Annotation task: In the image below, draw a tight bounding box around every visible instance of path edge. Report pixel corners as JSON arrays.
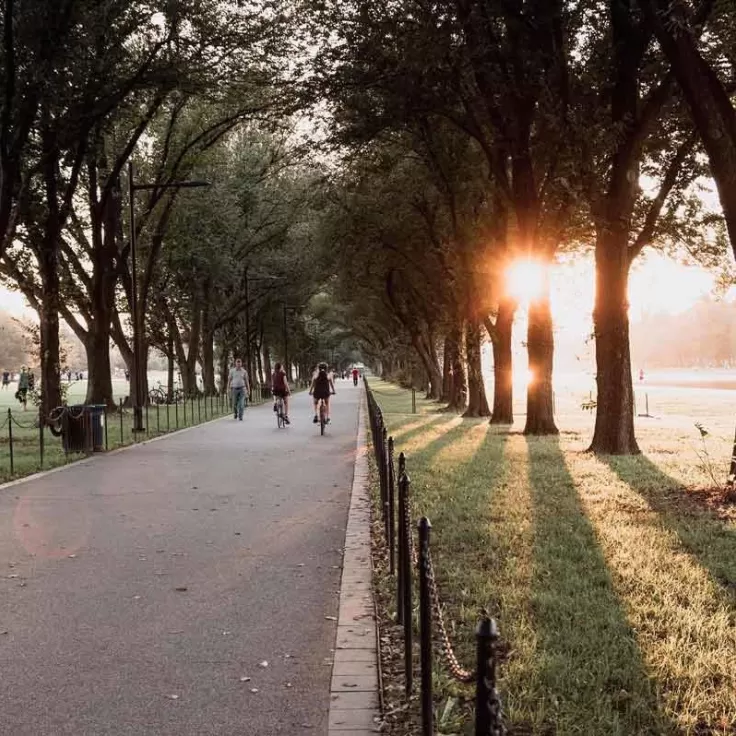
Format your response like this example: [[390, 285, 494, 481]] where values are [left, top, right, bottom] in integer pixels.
[[328, 390, 382, 735]]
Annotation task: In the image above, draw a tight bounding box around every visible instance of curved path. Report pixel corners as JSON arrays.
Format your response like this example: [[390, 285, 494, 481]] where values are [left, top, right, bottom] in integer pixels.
[[0, 382, 362, 735]]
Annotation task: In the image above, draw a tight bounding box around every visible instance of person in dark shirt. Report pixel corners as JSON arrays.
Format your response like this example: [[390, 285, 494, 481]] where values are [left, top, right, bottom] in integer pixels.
[[309, 362, 335, 424]]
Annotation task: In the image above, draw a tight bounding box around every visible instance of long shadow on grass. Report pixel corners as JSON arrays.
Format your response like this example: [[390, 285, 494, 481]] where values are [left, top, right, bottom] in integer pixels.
[[527, 437, 672, 735], [603, 454, 736, 597]]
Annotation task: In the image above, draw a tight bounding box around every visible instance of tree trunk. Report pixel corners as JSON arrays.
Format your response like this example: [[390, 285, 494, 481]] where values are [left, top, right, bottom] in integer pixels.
[[446, 320, 466, 412], [464, 319, 490, 417], [263, 333, 272, 387], [202, 329, 215, 395], [589, 231, 640, 454], [489, 300, 515, 424], [39, 250, 62, 416], [442, 336, 452, 401], [84, 324, 114, 409], [218, 340, 230, 394], [167, 334, 175, 403], [524, 287, 558, 435]]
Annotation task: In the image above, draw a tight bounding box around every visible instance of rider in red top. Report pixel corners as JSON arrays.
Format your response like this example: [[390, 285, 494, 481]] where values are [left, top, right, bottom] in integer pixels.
[[271, 362, 291, 424], [352, 367, 359, 386]]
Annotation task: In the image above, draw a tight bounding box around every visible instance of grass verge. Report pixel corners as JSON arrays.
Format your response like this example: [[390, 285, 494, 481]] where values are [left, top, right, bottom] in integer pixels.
[[0, 394, 244, 485], [367, 379, 736, 736]]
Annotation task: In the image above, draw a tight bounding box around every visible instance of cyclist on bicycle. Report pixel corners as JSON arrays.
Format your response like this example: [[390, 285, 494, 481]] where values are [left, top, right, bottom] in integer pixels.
[[310, 362, 335, 424], [271, 362, 291, 425]]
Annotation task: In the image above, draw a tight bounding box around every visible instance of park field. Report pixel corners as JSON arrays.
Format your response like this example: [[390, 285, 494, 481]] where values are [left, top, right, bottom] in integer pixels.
[[0, 375, 235, 484], [368, 375, 736, 736]]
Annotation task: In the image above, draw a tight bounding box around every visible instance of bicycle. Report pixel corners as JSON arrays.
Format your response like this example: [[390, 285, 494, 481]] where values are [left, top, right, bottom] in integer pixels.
[[275, 395, 286, 429], [317, 397, 327, 435]]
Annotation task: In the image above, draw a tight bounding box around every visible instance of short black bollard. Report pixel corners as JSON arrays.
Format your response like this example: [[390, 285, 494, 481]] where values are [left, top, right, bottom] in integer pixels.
[[387, 437, 396, 575], [8, 408, 14, 476], [475, 617, 505, 736], [418, 517, 432, 735], [412, 387, 416, 414], [39, 406, 45, 468]]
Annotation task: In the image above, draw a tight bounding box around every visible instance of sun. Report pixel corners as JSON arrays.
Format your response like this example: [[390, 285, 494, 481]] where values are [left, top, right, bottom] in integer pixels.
[[505, 259, 546, 303]]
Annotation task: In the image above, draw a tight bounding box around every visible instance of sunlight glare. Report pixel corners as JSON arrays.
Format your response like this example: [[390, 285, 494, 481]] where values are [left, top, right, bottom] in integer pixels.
[[506, 259, 546, 303]]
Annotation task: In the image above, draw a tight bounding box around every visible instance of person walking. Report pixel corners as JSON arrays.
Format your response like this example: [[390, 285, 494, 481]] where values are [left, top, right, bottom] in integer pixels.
[[1, 370, 10, 390], [15, 366, 29, 410], [227, 358, 249, 421]]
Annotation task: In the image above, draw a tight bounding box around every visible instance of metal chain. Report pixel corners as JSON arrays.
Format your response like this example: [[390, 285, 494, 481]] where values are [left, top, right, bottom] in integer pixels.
[[406, 491, 475, 683], [427, 548, 475, 683]]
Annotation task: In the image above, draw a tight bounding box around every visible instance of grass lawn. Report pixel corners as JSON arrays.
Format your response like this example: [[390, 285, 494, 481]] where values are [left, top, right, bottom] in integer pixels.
[[368, 379, 736, 736], [0, 379, 257, 484]]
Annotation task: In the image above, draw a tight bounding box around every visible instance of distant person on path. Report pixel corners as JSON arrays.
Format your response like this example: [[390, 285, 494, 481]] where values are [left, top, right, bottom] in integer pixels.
[[352, 367, 359, 386], [1, 370, 9, 389], [310, 362, 335, 424], [271, 362, 291, 425], [15, 366, 29, 410], [228, 358, 249, 421], [639, 368, 645, 382]]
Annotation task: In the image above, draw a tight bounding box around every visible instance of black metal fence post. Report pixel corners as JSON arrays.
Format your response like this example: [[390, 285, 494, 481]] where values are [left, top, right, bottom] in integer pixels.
[[475, 617, 505, 736], [387, 436, 396, 575], [183, 394, 187, 426], [381, 426, 389, 540], [400, 469, 413, 696], [145, 403, 149, 437], [104, 405, 108, 451], [8, 409, 14, 476], [412, 388, 417, 414], [119, 399, 124, 443], [197, 394, 202, 423], [156, 402, 160, 434], [39, 406, 45, 468], [418, 517, 433, 736]]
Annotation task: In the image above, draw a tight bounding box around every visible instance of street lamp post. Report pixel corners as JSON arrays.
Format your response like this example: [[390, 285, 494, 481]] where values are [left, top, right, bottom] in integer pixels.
[[128, 161, 209, 432]]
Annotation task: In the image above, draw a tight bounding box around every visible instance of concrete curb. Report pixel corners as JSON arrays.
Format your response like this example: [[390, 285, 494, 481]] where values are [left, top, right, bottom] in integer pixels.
[[328, 391, 381, 735]]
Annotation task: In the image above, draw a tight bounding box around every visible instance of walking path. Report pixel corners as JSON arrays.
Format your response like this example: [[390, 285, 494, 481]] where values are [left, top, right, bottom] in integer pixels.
[[0, 382, 378, 735]]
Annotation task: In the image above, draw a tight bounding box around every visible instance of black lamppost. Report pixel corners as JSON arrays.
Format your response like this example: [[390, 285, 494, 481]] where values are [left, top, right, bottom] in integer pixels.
[[128, 161, 209, 432]]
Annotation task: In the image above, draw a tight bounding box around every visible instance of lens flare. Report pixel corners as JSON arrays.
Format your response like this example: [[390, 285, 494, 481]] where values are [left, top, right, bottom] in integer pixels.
[[505, 259, 546, 303]]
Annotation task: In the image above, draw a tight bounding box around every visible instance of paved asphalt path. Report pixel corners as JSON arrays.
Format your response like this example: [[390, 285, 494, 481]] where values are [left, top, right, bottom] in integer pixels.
[[0, 381, 361, 736]]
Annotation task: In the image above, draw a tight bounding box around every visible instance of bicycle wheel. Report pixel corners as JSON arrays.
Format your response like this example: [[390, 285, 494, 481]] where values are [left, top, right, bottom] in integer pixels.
[[277, 400, 284, 428], [319, 402, 325, 435]]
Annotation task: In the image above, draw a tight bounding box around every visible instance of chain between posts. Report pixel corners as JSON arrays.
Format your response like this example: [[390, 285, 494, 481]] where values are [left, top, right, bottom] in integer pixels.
[[365, 378, 506, 735]]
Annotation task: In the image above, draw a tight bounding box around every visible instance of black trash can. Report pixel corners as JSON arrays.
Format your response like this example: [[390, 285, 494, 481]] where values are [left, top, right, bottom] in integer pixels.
[[87, 404, 105, 452], [61, 405, 89, 454]]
